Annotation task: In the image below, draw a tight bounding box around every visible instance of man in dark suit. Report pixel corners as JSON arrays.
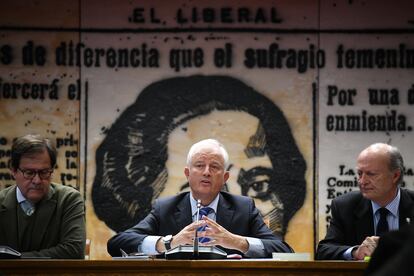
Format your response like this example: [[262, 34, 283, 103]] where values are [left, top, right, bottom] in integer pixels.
[[0, 134, 85, 259], [107, 139, 293, 258], [316, 143, 414, 260]]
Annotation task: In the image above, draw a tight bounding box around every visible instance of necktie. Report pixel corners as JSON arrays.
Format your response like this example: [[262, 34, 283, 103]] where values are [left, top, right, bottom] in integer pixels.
[[198, 207, 213, 243], [376, 208, 389, 236], [20, 200, 35, 216]]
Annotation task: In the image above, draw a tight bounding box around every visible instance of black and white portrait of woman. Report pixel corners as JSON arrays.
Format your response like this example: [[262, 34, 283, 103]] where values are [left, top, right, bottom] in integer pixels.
[[92, 75, 307, 237]]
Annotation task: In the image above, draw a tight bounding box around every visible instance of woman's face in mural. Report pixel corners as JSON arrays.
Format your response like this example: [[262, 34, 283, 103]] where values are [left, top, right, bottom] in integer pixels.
[[162, 110, 277, 217]]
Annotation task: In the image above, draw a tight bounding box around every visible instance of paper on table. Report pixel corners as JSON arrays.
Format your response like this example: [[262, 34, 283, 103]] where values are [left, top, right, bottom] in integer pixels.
[[272, 253, 311, 261]]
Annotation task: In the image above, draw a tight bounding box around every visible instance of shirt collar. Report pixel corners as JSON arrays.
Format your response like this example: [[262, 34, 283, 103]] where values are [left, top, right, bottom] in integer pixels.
[[16, 186, 27, 204], [371, 188, 400, 217], [190, 192, 220, 217]]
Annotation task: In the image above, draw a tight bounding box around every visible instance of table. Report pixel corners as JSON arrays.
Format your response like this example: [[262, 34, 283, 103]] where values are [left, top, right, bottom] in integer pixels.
[[0, 259, 367, 276]]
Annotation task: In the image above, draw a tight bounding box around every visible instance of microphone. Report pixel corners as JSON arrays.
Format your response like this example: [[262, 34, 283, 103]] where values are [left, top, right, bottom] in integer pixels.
[[193, 199, 201, 258]]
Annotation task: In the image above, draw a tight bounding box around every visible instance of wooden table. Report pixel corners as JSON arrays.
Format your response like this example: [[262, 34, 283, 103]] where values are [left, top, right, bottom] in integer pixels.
[[0, 259, 367, 276]]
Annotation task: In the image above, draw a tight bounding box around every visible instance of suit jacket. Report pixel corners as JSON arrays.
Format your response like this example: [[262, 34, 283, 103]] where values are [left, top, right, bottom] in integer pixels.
[[0, 183, 86, 259], [316, 189, 414, 260], [107, 191, 293, 257]]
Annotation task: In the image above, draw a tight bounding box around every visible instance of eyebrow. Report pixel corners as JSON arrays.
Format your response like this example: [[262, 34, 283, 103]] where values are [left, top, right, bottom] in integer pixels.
[[244, 123, 266, 159], [20, 167, 52, 171]]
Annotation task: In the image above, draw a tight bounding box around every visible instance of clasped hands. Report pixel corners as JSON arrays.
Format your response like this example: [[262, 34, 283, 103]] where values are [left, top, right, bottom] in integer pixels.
[[352, 236, 380, 260], [157, 216, 248, 253]]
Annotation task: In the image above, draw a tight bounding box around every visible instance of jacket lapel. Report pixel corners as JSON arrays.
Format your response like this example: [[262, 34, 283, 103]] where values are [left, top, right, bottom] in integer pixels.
[[354, 197, 374, 242], [0, 186, 19, 248], [398, 189, 414, 227], [174, 193, 192, 232], [31, 185, 57, 249], [216, 193, 234, 231]]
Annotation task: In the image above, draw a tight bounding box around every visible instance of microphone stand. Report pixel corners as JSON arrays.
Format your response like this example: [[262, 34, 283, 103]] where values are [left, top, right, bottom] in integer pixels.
[[193, 199, 201, 259]]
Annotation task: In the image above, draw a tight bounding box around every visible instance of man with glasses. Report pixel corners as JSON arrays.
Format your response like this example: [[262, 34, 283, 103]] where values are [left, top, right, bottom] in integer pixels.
[[0, 134, 85, 258]]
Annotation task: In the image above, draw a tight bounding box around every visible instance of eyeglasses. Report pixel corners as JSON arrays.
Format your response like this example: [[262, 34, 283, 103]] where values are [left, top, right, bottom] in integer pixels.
[[17, 168, 54, 180]]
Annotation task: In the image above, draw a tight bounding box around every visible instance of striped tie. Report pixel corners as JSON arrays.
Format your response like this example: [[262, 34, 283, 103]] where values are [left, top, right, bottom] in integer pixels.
[[198, 207, 213, 243], [20, 200, 35, 216]]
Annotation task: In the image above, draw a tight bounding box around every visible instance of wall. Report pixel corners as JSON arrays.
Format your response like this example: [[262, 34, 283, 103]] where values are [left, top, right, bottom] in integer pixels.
[[1, 0, 413, 259]]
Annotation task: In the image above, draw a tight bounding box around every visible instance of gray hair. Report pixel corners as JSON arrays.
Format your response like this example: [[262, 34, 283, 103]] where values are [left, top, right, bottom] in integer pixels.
[[186, 139, 229, 169], [388, 145, 404, 185]]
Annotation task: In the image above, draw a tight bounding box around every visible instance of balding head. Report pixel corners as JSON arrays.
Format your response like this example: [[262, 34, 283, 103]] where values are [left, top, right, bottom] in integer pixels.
[[359, 143, 404, 185], [357, 143, 403, 206]]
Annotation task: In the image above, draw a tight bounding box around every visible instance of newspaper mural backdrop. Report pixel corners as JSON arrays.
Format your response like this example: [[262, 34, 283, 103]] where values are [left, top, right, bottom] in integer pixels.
[[0, 2, 81, 191], [317, 2, 414, 236], [0, 0, 413, 260]]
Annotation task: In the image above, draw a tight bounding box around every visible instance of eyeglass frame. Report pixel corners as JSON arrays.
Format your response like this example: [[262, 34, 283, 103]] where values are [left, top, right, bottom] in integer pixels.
[[17, 168, 54, 180]]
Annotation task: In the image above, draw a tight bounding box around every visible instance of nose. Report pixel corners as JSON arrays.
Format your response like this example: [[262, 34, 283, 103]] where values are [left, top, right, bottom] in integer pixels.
[[31, 173, 42, 184], [202, 165, 211, 176]]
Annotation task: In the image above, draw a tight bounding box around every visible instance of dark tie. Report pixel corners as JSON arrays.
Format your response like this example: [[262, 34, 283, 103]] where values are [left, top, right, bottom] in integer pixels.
[[376, 208, 389, 236], [198, 207, 213, 243]]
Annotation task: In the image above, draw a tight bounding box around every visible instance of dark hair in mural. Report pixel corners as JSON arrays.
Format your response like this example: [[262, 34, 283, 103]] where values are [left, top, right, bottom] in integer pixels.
[[92, 75, 306, 235]]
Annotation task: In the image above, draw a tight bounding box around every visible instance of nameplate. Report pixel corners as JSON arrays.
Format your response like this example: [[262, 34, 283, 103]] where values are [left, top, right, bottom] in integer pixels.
[[272, 253, 311, 261]]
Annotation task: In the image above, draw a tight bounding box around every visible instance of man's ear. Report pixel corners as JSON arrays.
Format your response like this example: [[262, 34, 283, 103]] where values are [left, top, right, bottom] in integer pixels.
[[224, 171, 230, 183], [10, 168, 17, 180], [184, 167, 190, 179], [393, 169, 401, 185]]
